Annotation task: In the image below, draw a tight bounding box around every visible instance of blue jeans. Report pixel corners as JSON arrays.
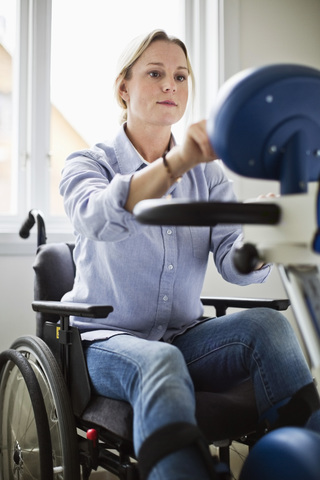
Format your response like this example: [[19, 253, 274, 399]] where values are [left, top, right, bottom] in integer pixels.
[[84, 308, 319, 479]]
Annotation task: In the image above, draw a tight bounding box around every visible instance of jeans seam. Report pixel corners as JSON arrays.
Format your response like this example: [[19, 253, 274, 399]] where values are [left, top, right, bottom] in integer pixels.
[[184, 341, 246, 367]]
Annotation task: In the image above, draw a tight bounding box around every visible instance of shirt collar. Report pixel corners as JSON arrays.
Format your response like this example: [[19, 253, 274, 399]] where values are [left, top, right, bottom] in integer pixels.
[[113, 123, 143, 175], [113, 123, 176, 175]]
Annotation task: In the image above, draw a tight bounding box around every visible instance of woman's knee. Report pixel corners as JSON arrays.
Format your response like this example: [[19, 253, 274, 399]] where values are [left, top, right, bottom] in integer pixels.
[[248, 308, 294, 339], [240, 308, 304, 361], [132, 342, 195, 414]]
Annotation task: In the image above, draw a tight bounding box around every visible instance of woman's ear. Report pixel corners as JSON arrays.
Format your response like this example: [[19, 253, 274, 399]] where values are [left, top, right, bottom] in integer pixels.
[[119, 81, 129, 102]]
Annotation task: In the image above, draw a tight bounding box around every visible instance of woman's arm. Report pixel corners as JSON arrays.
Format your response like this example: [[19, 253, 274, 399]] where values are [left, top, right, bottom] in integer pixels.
[[125, 120, 217, 212]]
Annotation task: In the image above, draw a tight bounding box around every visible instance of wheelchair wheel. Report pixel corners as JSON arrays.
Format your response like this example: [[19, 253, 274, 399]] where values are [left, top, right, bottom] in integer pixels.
[[0, 349, 53, 479], [2, 335, 81, 480]]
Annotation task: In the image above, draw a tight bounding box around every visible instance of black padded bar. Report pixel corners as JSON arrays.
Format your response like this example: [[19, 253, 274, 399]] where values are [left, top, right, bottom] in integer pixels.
[[32, 300, 113, 318], [134, 200, 281, 226], [201, 297, 290, 311]]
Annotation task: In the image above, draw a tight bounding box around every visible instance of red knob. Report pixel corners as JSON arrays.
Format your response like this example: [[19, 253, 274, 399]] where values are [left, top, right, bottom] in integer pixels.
[[87, 428, 98, 447]]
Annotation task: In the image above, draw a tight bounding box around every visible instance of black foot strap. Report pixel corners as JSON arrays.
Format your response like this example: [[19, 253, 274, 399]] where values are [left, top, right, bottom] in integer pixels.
[[259, 381, 320, 435], [138, 422, 229, 480], [275, 381, 320, 429]]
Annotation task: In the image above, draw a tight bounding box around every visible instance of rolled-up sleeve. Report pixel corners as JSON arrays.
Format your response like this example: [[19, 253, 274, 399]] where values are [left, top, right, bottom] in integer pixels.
[[60, 155, 142, 242]]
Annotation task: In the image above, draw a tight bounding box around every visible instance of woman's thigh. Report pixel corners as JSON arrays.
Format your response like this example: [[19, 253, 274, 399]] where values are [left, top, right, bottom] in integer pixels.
[[84, 334, 192, 401], [173, 308, 313, 414], [84, 334, 197, 451]]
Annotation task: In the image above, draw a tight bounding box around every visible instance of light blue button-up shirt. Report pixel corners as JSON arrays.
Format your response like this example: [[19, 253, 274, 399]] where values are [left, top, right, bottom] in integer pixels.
[[60, 124, 270, 342]]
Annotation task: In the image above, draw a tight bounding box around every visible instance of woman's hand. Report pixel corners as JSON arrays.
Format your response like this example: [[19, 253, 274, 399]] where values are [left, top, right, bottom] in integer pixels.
[[183, 120, 218, 164], [166, 120, 218, 173]]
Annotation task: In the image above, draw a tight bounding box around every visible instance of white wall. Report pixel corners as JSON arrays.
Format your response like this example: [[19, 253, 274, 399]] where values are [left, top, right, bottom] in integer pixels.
[[1, 0, 320, 355], [220, 0, 320, 200], [0, 255, 35, 351], [203, 0, 320, 367]]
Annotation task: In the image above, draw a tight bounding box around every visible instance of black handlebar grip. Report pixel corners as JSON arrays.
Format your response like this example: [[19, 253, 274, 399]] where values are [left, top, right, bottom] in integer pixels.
[[19, 211, 36, 239], [233, 243, 261, 274]]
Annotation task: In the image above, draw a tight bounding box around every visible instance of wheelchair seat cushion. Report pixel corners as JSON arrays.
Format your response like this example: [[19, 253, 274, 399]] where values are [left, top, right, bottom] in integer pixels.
[[81, 395, 133, 441], [80, 379, 257, 444]]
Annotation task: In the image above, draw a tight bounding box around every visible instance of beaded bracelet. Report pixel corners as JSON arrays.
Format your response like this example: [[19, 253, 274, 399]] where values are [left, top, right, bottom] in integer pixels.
[[162, 153, 182, 183]]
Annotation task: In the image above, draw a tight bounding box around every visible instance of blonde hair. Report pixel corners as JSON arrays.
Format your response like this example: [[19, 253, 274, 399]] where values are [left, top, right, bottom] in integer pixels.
[[114, 29, 195, 124]]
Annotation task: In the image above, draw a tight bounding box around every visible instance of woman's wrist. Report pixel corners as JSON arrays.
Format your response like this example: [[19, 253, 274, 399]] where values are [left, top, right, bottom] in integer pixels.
[[164, 146, 195, 179], [162, 153, 183, 183]]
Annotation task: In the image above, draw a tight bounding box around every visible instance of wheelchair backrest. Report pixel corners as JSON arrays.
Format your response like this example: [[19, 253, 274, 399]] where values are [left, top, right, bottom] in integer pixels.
[[33, 242, 75, 338], [33, 242, 93, 415]]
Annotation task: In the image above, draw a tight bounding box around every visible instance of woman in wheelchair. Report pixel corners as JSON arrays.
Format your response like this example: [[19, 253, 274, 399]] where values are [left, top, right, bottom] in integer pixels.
[[59, 30, 320, 479]]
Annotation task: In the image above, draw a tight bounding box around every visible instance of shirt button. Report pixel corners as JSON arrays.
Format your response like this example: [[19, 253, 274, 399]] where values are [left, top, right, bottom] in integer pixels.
[[157, 325, 163, 331], [163, 295, 168, 302], [167, 229, 173, 235], [168, 264, 174, 271]]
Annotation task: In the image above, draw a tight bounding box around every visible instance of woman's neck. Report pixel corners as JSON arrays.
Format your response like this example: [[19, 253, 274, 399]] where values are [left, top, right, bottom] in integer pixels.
[[124, 122, 172, 163]]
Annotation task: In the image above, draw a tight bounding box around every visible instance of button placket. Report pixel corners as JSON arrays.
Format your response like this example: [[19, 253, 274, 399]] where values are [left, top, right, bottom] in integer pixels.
[[151, 226, 177, 337], [162, 227, 176, 307]]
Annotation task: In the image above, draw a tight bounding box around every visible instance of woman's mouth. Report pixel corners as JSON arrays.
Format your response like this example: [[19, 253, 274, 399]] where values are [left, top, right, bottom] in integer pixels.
[[157, 101, 177, 107]]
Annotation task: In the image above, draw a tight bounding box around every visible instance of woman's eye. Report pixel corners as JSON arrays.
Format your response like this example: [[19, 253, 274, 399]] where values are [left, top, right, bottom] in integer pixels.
[[176, 75, 186, 82], [149, 71, 160, 78]]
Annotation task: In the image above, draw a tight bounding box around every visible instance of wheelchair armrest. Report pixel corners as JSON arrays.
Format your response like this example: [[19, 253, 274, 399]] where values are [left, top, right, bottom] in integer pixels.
[[201, 297, 290, 317], [32, 300, 113, 318]]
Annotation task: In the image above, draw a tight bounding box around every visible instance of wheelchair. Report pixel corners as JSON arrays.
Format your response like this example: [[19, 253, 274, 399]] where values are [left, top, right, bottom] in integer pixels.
[[0, 207, 290, 480], [6, 62, 320, 480]]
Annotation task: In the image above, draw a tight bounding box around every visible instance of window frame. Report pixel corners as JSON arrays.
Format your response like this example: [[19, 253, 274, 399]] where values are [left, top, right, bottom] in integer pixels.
[[0, 0, 60, 255], [0, 0, 222, 255]]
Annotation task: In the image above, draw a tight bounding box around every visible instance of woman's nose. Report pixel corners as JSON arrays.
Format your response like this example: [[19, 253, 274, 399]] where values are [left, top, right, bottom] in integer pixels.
[[162, 79, 176, 92]]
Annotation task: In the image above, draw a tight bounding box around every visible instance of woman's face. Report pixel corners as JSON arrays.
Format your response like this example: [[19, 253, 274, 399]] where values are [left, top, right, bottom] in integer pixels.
[[120, 40, 189, 129]]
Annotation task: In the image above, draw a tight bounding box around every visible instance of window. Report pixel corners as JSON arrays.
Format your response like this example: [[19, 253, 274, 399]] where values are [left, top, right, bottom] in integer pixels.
[[0, 0, 52, 254], [50, 0, 185, 216], [0, 0, 220, 254], [0, 0, 17, 215]]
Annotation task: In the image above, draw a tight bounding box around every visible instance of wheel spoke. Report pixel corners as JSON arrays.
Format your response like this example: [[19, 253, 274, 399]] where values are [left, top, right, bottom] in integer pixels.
[[1, 338, 80, 479], [0, 363, 41, 479]]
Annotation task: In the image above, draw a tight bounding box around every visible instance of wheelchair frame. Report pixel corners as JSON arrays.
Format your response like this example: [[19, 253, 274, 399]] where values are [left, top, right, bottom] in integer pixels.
[[0, 210, 290, 479]]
